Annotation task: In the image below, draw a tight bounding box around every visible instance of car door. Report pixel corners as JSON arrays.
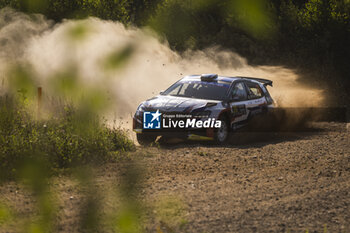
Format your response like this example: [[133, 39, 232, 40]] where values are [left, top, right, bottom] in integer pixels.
[[229, 82, 250, 128], [244, 81, 267, 118]]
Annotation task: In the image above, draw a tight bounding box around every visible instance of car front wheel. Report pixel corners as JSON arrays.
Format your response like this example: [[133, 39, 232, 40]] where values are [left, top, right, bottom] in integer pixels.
[[214, 118, 229, 144]]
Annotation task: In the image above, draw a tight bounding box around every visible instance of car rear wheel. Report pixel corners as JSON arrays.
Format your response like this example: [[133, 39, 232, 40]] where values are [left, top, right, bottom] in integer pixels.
[[136, 134, 157, 146], [214, 118, 229, 144]]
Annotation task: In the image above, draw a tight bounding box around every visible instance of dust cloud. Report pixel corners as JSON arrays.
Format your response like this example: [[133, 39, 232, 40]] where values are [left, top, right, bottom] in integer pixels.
[[0, 7, 324, 120]]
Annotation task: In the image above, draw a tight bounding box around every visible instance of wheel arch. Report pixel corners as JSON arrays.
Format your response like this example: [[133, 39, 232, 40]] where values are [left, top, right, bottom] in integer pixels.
[[217, 110, 231, 131]]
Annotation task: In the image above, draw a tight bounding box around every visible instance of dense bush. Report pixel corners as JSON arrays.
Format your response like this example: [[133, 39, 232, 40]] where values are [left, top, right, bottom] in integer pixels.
[[0, 0, 159, 24], [0, 95, 135, 179]]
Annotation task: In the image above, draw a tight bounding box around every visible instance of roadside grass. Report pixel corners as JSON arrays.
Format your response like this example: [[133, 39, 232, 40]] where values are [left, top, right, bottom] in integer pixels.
[[0, 94, 135, 180]]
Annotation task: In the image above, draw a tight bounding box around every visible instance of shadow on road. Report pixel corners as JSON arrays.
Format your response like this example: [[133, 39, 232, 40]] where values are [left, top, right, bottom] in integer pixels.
[[156, 121, 347, 149]]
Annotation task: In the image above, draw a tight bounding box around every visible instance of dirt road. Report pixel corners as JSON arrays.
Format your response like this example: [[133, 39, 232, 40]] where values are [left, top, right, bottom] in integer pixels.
[[1, 122, 349, 233], [139, 122, 350, 232]]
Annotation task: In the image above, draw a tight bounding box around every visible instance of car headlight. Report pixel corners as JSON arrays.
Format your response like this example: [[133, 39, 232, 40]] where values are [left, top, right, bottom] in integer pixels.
[[135, 104, 145, 117]]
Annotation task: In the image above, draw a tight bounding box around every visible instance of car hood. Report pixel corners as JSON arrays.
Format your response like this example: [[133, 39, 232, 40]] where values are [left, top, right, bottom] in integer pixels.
[[142, 95, 220, 113]]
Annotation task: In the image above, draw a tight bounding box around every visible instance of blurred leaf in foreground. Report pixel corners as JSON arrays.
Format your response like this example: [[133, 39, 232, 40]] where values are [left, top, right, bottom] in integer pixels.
[[148, 0, 276, 49], [227, 0, 275, 37], [67, 22, 90, 41], [103, 45, 135, 71], [0, 202, 13, 225], [8, 65, 37, 101], [114, 163, 144, 233], [18, 156, 56, 233], [154, 196, 188, 231], [75, 167, 102, 233], [18, 0, 48, 13], [148, 0, 196, 50], [49, 67, 79, 98]]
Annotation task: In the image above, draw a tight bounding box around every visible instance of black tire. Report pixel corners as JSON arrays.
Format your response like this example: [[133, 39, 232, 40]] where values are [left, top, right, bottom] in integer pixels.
[[214, 117, 229, 144], [136, 134, 157, 146]]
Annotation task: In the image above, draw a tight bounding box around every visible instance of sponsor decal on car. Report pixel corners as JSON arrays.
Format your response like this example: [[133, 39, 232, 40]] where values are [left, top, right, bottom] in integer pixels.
[[143, 110, 162, 129], [143, 110, 221, 129]]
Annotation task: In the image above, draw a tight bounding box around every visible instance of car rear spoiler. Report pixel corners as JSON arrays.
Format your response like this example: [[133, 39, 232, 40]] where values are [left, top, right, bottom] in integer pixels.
[[240, 77, 273, 87]]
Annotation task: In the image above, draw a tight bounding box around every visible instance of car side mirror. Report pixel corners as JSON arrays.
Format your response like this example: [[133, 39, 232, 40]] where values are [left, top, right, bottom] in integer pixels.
[[159, 90, 164, 95]]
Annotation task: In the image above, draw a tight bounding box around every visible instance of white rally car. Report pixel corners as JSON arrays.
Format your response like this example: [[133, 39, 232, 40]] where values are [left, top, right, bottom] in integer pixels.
[[133, 74, 275, 145]]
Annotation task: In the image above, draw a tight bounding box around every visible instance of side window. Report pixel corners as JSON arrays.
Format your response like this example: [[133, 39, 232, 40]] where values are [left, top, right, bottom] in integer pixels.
[[245, 82, 264, 99], [231, 82, 247, 101]]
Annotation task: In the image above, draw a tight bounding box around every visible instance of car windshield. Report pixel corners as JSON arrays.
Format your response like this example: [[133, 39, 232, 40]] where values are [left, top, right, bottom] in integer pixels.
[[162, 80, 230, 100]]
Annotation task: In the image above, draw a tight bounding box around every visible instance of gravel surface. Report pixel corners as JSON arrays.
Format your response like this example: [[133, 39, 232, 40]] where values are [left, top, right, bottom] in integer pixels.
[[1, 122, 349, 233]]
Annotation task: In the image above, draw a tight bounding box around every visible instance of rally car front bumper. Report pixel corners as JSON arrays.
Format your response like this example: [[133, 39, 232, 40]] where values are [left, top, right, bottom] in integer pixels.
[[132, 117, 215, 141]]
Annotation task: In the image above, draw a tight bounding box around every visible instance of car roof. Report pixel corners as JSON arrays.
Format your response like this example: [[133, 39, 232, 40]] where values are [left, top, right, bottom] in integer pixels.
[[181, 75, 260, 84]]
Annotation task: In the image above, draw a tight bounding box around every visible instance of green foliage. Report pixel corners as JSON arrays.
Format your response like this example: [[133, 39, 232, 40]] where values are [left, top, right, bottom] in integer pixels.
[[18, 158, 56, 233], [0, 202, 12, 225], [148, 0, 198, 50], [104, 45, 135, 71], [148, 0, 277, 50], [278, 0, 349, 86], [0, 95, 135, 180], [113, 163, 144, 233], [0, 0, 158, 24], [228, 0, 276, 37]]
